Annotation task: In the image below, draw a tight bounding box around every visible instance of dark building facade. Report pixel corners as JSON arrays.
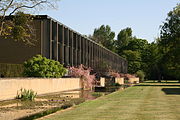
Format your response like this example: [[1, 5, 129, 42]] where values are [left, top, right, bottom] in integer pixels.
[[0, 15, 127, 73]]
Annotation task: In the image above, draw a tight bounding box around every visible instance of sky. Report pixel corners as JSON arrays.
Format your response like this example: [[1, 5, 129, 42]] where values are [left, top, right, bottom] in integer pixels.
[[39, 0, 179, 43]]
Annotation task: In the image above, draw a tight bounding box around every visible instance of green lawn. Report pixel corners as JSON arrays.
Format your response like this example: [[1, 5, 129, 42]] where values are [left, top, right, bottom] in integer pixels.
[[42, 81, 180, 120]]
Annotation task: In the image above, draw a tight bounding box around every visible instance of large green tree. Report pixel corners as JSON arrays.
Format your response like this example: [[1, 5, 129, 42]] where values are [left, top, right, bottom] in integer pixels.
[[92, 25, 116, 51], [159, 4, 180, 80], [122, 50, 141, 74], [116, 28, 149, 75], [116, 27, 132, 54]]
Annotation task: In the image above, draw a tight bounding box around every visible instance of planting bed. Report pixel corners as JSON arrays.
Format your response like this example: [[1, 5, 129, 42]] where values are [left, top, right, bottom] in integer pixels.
[[0, 86, 126, 120]]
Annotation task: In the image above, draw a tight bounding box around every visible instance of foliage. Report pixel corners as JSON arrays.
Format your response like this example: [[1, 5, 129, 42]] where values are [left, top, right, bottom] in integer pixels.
[[16, 88, 37, 101], [136, 70, 145, 82], [116, 27, 149, 75], [23, 55, 67, 78], [116, 27, 132, 53], [68, 64, 95, 90], [124, 74, 136, 79], [61, 102, 74, 109], [92, 25, 116, 51], [0, 0, 60, 45], [109, 71, 121, 78], [112, 83, 121, 86], [91, 92, 104, 98], [159, 4, 180, 80], [144, 42, 163, 80], [12, 12, 34, 43], [122, 50, 141, 74]]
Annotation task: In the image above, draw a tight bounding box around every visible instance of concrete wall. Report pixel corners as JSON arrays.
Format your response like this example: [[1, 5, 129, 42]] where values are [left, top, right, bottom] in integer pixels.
[[128, 78, 139, 84], [0, 78, 81, 101], [115, 78, 124, 85], [100, 78, 105, 87]]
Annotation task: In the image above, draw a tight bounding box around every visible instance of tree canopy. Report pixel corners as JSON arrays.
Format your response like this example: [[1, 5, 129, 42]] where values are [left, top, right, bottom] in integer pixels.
[[116, 27, 132, 53], [91, 25, 116, 51], [159, 4, 180, 80]]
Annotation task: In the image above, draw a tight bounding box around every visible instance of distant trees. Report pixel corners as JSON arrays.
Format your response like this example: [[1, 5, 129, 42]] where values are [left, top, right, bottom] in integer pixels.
[[116, 27, 133, 54], [91, 25, 116, 52], [122, 50, 141, 74], [91, 25, 149, 76], [90, 4, 179, 80], [158, 4, 180, 80]]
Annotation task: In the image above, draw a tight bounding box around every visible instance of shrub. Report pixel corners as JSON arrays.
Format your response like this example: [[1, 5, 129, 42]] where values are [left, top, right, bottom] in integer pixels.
[[68, 64, 95, 90], [71, 98, 85, 105], [23, 55, 67, 78], [16, 88, 37, 101], [136, 70, 145, 82], [91, 92, 103, 97], [112, 83, 121, 86], [61, 102, 74, 109], [109, 71, 121, 78]]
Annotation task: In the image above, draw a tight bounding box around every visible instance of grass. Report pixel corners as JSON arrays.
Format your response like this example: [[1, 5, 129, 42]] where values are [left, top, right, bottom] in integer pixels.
[[42, 81, 180, 120]]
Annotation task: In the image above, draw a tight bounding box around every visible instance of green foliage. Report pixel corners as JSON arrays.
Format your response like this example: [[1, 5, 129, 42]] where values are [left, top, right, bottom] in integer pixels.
[[23, 55, 67, 78], [159, 4, 180, 80], [16, 88, 37, 101], [116, 27, 132, 53], [122, 50, 141, 74], [12, 25, 26, 40], [91, 92, 103, 97], [92, 25, 116, 51], [61, 102, 74, 109], [126, 38, 148, 52], [12, 12, 36, 45], [0, 63, 24, 77], [136, 70, 145, 82], [116, 27, 150, 75], [112, 83, 121, 86], [0, 0, 60, 45]]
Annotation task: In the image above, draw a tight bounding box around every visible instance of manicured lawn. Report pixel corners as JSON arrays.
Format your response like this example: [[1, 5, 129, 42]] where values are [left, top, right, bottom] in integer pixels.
[[41, 81, 180, 120]]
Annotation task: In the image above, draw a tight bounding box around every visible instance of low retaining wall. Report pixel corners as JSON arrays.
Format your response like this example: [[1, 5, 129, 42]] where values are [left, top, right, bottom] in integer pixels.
[[115, 78, 124, 85], [128, 78, 139, 84], [0, 78, 81, 101], [100, 78, 105, 87]]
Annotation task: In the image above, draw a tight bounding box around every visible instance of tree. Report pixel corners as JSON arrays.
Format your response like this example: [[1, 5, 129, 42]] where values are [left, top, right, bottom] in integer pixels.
[[125, 38, 148, 52], [116, 27, 132, 54], [122, 50, 141, 74], [92, 25, 116, 51], [0, 0, 60, 45], [146, 42, 163, 80], [159, 4, 180, 80]]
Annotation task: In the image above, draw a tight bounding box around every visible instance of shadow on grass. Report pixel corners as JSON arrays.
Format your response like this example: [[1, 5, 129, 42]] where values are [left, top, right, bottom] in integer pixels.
[[162, 88, 180, 95], [136, 84, 180, 87], [145, 81, 180, 83]]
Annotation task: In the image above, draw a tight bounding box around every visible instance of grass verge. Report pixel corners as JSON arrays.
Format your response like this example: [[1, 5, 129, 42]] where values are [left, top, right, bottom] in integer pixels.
[[42, 81, 180, 120]]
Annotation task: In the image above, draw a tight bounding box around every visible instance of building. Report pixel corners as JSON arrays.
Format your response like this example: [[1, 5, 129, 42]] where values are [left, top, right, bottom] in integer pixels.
[[0, 15, 127, 73]]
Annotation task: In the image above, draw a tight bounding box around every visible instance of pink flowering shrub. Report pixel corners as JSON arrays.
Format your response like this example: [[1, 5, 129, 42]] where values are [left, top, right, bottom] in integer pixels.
[[109, 71, 121, 78], [125, 74, 136, 78], [119, 73, 136, 81], [68, 65, 95, 90]]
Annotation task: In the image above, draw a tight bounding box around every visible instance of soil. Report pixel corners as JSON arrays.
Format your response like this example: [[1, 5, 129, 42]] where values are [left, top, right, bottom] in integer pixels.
[[0, 91, 85, 120]]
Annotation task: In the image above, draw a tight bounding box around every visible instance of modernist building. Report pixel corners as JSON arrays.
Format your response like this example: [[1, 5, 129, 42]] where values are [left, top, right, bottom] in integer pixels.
[[0, 15, 127, 73]]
